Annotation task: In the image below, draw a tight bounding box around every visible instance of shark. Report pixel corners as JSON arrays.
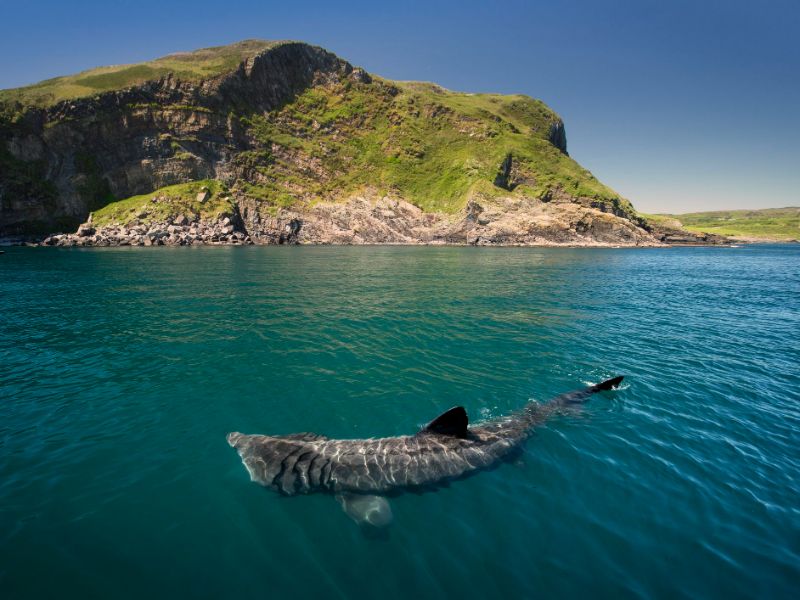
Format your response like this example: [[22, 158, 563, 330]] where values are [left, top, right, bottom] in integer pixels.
[[227, 376, 624, 528]]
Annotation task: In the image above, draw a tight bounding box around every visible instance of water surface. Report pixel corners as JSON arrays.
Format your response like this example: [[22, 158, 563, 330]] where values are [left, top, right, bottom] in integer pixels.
[[1, 245, 798, 598]]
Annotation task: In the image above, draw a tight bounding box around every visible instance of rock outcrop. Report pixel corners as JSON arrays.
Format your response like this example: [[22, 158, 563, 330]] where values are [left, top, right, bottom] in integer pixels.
[[0, 39, 686, 246], [644, 219, 730, 245], [1, 42, 356, 234], [42, 191, 660, 247]]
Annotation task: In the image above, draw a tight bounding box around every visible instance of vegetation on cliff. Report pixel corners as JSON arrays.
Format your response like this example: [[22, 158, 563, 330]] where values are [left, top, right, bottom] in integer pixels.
[[0, 39, 644, 240], [91, 180, 234, 226], [233, 77, 630, 215], [0, 40, 279, 107]]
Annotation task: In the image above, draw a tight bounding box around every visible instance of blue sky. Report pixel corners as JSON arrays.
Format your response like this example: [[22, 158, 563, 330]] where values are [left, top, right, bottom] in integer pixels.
[[1, 0, 797, 213]]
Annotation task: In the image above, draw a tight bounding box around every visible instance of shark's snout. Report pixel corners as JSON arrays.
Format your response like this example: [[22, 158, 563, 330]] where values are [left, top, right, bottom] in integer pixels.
[[227, 432, 244, 448]]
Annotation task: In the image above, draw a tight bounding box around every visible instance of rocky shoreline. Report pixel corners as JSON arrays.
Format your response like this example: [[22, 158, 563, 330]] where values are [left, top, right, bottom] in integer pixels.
[[41, 215, 255, 247], [0, 41, 746, 250], [23, 194, 692, 248], [3, 193, 743, 249]]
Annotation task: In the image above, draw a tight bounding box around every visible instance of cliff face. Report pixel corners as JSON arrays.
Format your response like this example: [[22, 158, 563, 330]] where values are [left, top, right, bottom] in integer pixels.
[[0, 40, 657, 245], [1, 42, 354, 233]]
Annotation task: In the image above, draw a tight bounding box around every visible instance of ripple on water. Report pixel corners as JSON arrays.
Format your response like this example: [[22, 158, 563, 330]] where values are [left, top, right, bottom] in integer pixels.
[[0, 244, 798, 599]]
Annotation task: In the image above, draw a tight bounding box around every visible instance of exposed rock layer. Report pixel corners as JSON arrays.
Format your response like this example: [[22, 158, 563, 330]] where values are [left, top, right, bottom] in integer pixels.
[[1, 41, 722, 246], [42, 193, 663, 247], [1, 43, 354, 234]]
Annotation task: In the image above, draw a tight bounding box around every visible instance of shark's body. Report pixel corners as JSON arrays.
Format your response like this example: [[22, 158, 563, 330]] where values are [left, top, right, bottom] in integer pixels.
[[228, 376, 623, 525]]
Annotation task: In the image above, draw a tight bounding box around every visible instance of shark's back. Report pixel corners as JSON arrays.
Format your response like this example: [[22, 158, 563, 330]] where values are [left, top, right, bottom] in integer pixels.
[[227, 429, 520, 495], [228, 376, 624, 496]]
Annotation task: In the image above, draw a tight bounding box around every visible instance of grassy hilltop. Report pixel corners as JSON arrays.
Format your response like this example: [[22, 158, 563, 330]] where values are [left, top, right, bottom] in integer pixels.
[[645, 208, 800, 241], [0, 40, 642, 238], [0, 40, 280, 107]]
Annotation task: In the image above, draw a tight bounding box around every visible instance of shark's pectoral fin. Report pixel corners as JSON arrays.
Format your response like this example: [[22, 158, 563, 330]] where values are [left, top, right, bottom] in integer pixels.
[[424, 406, 469, 437], [336, 493, 393, 528]]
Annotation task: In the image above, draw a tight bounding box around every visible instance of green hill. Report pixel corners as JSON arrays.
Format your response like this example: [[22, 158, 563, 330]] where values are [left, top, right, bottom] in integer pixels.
[[0, 40, 279, 107], [0, 40, 647, 244], [646, 208, 800, 241]]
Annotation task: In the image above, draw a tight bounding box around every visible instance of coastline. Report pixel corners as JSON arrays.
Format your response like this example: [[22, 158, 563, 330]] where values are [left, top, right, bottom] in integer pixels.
[[2, 195, 712, 249], [6, 197, 791, 249], [4, 236, 748, 249]]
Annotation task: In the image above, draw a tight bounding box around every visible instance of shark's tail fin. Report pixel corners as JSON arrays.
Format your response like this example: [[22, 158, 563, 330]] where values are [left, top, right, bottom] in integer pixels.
[[591, 375, 625, 392], [551, 375, 624, 406]]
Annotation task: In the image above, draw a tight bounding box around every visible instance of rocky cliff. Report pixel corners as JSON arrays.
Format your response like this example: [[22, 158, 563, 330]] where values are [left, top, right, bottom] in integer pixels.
[[1, 40, 664, 245]]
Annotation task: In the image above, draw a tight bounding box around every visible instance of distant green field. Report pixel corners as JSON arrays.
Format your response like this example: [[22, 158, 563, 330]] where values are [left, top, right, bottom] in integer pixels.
[[646, 207, 800, 241], [0, 40, 279, 107]]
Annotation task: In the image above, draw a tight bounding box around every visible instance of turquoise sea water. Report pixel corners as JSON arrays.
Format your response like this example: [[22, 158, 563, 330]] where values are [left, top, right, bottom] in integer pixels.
[[1, 245, 798, 599]]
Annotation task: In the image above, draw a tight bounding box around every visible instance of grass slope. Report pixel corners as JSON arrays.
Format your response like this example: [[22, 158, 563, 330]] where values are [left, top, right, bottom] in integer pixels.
[[646, 208, 800, 240], [232, 77, 632, 214], [1, 39, 637, 223], [91, 180, 234, 226]]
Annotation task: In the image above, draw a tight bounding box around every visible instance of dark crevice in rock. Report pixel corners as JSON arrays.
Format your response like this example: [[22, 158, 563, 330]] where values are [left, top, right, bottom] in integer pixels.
[[230, 202, 249, 236], [278, 218, 302, 244], [493, 153, 516, 190], [548, 120, 568, 155], [464, 199, 484, 223]]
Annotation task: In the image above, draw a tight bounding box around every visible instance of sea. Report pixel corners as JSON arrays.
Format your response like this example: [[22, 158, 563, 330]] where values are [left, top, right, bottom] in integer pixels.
[[1, 244, 798, 599]]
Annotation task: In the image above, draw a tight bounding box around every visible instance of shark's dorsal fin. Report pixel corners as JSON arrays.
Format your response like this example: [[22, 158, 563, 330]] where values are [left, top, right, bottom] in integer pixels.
[[424, 406, 469, 437]]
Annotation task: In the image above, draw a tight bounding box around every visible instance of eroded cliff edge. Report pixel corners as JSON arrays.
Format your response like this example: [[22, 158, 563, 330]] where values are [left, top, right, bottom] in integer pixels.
[[1, 40, 677, 246]]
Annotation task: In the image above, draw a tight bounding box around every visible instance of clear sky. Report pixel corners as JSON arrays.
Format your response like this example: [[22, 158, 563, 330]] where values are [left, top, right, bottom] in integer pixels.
[[1, 0, 797, 213]]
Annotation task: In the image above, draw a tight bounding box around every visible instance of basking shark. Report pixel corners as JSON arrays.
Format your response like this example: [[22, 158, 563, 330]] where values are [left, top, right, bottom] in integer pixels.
[[228, 376, 623, 528]]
